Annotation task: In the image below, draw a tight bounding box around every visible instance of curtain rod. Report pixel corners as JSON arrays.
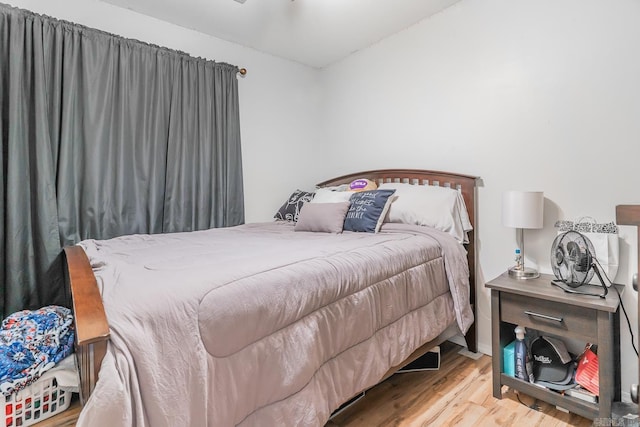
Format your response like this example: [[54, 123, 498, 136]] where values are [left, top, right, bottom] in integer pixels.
[[1, 4, 249, 76]]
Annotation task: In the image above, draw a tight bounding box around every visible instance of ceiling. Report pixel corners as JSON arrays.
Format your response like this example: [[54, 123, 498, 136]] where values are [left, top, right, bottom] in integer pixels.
[[100, 0, 461, 68]]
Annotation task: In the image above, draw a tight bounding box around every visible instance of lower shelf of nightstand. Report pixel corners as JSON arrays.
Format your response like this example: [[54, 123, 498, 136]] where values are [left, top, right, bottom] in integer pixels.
[[500, 374, 599, 420]]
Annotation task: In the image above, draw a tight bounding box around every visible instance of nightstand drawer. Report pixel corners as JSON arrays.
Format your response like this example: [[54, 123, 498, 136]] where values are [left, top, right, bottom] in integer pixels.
[[500, 292, 598, 341]]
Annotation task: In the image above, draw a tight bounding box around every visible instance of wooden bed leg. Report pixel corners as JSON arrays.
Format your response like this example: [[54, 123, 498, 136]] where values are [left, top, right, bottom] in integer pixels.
[[63, 246, 110, 405], [464, 226, 478, 354], [464, 319, 477, 353]]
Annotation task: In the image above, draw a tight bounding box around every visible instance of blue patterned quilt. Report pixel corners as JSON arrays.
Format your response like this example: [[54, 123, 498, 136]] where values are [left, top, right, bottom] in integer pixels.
[[0, 306, 75, 396]]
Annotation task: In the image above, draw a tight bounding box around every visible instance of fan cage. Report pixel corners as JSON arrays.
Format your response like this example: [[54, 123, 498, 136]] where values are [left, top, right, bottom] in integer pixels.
[[550, 231, 596, 287]]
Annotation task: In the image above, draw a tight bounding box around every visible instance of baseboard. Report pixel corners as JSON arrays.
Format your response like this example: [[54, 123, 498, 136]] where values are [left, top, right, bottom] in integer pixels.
[[477, 342, 492, 356], [447, 334, 491, 356], [447, 334, 465, 348]]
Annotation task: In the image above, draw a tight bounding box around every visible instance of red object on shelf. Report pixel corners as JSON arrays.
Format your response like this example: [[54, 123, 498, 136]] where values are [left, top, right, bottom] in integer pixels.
[[576, 345, 599, 396]]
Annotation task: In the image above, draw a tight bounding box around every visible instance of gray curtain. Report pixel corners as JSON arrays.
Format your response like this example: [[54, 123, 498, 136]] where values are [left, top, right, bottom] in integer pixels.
[[0, 4, 244, 318]]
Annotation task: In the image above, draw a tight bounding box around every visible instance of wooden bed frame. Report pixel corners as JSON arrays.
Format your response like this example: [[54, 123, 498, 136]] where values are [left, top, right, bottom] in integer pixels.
[[63, 168, 479, 406]]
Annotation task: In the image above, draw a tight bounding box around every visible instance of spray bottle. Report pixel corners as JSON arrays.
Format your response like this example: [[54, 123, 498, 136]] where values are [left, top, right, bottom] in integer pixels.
[[514, 325, 529, 382]]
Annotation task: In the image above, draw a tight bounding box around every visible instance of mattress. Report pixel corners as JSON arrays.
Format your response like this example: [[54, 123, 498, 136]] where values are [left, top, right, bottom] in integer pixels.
[[75, 221, 473, 426]]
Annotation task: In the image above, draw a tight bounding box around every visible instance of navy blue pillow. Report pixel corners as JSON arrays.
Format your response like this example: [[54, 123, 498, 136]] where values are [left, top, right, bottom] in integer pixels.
[[343, 189, 396, 233]]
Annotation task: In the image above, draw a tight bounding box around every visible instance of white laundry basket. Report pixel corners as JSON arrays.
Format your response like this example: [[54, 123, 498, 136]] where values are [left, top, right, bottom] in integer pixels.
[[3, 376, 71, 427]]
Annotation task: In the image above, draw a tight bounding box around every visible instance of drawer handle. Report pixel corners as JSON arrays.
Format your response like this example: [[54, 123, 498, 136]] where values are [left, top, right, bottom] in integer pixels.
[[524, 311, 563, 323]]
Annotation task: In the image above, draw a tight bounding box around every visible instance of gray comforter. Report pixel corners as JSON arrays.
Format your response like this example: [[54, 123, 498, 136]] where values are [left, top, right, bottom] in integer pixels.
[[76, 222, 473, 426]]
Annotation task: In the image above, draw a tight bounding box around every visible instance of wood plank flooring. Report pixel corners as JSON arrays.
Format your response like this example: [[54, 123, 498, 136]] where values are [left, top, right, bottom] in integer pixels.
[[327, 342, 592, 427], [35, 342, 592, 426]]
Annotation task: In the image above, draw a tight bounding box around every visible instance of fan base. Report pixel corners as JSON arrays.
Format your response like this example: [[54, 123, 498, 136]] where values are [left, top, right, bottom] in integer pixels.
[[508, 266, 540, 279]]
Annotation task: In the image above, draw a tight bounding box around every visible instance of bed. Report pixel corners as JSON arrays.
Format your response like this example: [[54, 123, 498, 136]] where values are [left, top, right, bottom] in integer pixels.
[[63, 169, 478, 426]]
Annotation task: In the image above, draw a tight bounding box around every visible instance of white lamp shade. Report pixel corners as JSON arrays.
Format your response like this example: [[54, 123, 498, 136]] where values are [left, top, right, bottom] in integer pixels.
[[502, 191, 544, 229]]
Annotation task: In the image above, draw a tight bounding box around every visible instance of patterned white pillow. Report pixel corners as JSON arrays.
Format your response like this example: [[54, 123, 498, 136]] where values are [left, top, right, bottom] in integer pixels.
[[310, 187, 353, 204]]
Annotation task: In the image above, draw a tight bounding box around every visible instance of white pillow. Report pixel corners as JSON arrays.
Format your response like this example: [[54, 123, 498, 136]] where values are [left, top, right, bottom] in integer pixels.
[[311, 187, 353, 203], [378, 183, 472, 243]]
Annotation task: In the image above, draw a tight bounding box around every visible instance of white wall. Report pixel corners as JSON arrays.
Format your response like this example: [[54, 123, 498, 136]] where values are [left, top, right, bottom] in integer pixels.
[[8, 0, 640, 403], [321, 0, 640, 399], [7, 0, 325, 224]]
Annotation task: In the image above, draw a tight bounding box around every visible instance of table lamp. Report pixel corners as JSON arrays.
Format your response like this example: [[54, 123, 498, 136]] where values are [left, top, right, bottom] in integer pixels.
[[502, 190, 544, 279]]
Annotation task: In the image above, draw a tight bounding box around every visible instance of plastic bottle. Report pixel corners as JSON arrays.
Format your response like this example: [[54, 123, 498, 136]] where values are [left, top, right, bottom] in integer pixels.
[[514, 248, 522, 270], [514, 326, 529, 382]]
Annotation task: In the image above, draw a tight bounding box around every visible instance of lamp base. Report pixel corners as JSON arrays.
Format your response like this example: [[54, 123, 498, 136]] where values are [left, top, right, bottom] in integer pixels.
[[508, 266, 540, 279]]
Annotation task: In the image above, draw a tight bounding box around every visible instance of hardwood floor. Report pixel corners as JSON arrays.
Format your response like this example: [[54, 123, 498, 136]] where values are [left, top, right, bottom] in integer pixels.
[[34, 342, 593, 426], [327, 342, 592, 427]]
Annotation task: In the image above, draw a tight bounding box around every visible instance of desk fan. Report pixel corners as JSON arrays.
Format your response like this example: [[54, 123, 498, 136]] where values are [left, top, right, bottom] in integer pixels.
[[550, 231, 608, 298]]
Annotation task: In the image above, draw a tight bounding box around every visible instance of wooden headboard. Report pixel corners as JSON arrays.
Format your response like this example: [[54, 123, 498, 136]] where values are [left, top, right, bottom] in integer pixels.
[[318, 169, 479, 352]]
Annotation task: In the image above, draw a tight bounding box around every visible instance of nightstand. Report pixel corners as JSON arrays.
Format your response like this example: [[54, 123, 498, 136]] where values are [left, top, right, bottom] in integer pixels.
[[486, 272, 623, 420]]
